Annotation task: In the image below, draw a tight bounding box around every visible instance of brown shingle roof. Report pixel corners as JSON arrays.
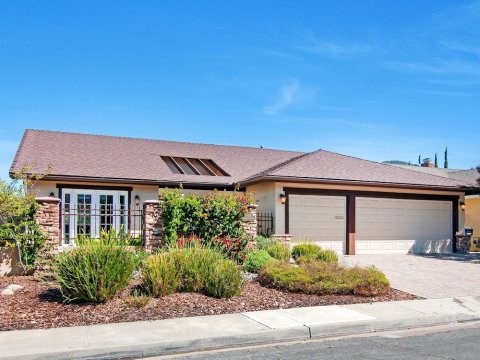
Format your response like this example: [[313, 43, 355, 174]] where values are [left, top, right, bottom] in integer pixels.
[[10, 129, 474, 190], [392, 165, 479, 186], [10, 129, 303, 186], [240, 149, 472, 189]]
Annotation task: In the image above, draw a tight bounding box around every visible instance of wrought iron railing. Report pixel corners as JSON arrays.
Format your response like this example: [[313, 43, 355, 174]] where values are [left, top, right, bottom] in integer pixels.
[[257, 212, 274, 236], [60, 206, 143, 245]]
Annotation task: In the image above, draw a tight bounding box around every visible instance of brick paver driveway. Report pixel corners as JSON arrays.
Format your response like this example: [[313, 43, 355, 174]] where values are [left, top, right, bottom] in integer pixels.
[[341, 253, 480, 299]]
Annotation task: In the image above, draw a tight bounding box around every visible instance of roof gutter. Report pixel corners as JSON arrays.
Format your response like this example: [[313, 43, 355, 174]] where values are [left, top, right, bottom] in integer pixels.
[[238, 175, 478, 193]]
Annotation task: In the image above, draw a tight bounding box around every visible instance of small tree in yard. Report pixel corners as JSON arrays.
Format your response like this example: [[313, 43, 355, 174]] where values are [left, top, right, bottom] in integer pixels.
[[0, 168, 47, 271]]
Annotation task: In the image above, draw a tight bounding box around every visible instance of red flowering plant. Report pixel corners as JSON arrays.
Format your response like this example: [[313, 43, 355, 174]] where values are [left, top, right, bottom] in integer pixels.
[[176, 234, 204, 248], [211, 235, 249, 264]]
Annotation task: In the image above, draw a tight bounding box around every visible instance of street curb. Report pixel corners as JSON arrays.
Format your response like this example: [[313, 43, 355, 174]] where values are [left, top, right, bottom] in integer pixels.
[[2, 297, 480, 360]]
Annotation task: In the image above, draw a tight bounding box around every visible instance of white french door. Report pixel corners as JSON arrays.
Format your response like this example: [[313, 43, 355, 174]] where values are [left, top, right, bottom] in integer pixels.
[[61, 189, 128, 245]]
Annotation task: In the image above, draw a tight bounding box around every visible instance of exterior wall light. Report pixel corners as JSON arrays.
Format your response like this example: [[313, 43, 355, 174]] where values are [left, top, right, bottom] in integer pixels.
[[49, 192, 55, 197], [460, 202, 466, 211], [279, 193, 286, 205], [135, 195, 141, 206]]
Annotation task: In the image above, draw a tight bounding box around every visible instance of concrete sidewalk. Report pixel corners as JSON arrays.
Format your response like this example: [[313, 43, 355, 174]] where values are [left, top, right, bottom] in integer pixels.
[[1, 297, 480, 360]]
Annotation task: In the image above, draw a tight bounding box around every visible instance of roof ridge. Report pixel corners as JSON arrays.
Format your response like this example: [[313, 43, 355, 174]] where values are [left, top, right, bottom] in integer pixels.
[[24, 129, 305, 155], [315, 149, 472, 187], [238, 149, 322, 184]]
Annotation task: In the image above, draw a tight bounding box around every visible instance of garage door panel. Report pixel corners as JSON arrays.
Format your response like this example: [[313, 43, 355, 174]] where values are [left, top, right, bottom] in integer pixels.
[[289, 195, 346, 254], [356, 197, 452, 254]]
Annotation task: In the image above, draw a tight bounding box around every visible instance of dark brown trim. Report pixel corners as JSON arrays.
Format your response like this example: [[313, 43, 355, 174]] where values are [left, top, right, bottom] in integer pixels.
[[56, 183, 133, 191], [58, 187, 63, 243], [284, 187, 459, 201], [285, 192, 290, 233], [43, 175, 235, 189], [346, 195, 356, 255]]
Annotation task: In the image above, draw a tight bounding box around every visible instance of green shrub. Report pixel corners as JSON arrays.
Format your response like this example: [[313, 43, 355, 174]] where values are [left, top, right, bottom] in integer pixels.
[[160, 189, 254, 245], [255, 235, 276, 250], [292, 243, 338, 263], [142, 253, 182, 296], [54, 242, 137, 303], [265, 242, 291, 262], [315, 249, 338, 262], [243, 249, 277, 273], [258, 261, 390, 297], [142, 246, 242, 298], [291, 243, 322, 261], [349, 266, 390, 296], [204, 259, 243, 298]]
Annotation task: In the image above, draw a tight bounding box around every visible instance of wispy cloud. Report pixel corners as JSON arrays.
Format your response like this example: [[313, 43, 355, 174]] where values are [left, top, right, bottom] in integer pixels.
[[385, 59, 480, 77], [263, 81, 316, 116], [417, 89, 477, 97], [294, 30, 373, 59]]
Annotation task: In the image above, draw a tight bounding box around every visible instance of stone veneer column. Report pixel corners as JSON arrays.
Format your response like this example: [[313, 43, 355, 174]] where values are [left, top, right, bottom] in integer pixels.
[[456, 233, 472, 253], [271, 234, 292, 249], [241, 204, 258, 248], [143, 200, 164, 250], [35, 197, 61, 277]]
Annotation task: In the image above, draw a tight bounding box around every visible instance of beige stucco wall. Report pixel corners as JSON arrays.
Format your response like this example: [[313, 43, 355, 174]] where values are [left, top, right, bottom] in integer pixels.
[[32, 180, 159, 205], [246, 181, 466, 235], [465, 196, 480, 238]]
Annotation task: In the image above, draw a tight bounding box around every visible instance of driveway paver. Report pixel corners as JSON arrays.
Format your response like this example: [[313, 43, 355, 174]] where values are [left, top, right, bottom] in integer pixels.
[[341, 253, 480, 299]]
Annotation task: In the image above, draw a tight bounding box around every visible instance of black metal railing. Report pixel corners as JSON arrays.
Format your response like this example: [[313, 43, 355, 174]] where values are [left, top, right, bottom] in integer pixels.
[[257, 212, 274, 236], [61, 206, 143, 245]]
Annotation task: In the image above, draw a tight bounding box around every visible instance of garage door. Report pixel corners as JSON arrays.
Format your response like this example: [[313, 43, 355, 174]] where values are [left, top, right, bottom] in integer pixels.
[[356, 197, 453, 254], [289, 195, 346, 253]]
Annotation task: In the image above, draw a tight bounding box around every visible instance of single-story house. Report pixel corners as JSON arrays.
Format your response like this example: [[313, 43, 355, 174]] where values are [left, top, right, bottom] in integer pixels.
[[10, 129, 479, 255], [393, 160, 480, 242]]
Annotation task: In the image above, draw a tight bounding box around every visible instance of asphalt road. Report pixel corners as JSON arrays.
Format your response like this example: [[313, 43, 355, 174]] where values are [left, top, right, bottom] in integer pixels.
[[152, 323, 480, 360]]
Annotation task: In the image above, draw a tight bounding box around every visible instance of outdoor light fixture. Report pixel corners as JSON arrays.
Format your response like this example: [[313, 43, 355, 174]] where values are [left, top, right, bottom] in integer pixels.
[[135, 195, 141, 206], [279, 193, 286, 205], [49, 192, 55, 197], [460, 202, 466, 211]]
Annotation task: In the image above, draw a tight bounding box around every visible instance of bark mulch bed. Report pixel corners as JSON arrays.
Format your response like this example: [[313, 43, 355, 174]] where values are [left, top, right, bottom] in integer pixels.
[[0, 276, 420, 331]]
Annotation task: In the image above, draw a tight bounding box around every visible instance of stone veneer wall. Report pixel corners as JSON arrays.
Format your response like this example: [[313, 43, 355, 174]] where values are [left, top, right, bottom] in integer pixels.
[[34, 197, 61, 276], [271, 234, 292, 248], [241, 204, 258, 239], [456, 234, 472, 254], [143, 200, 164, 250]]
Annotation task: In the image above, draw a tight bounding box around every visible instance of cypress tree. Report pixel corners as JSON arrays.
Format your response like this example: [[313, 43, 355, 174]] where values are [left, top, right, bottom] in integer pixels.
[[434, 153, 438, 168], [418, 155, 421, 165], [444, 147, 448, 168]]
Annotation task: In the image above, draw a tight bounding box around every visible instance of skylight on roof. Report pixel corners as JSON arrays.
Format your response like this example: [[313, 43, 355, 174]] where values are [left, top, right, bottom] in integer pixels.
[[161, 156, 230, 176]]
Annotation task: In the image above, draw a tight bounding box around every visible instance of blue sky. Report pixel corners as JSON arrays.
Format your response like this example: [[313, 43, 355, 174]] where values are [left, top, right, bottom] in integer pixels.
[[1, 1, 479, 180]]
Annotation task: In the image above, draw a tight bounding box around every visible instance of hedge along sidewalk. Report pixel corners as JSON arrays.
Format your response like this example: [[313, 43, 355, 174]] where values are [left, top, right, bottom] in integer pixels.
[[2, 297, 480, 360]]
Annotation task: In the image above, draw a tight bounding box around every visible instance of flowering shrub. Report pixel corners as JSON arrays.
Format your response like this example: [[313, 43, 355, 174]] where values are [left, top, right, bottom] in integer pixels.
[[211, 235, 249, 263], [160, 189, 254, 262]]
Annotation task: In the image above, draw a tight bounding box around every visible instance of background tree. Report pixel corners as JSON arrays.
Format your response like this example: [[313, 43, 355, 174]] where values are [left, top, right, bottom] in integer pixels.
[[477, 165, 480, 186], [444, 147, 448, 168], [434, 153, 438, 168], [0, 167, 48, 271], [418, 155, 421, 165]]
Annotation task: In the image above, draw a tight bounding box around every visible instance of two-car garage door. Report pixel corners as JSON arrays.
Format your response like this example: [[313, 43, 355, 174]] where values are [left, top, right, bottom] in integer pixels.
[[288, 194, 453, 254]]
